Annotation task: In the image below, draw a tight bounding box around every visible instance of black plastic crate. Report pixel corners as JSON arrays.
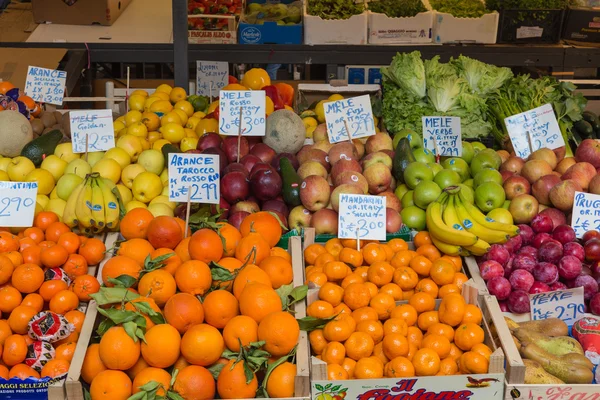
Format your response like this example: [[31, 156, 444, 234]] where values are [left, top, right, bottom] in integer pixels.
[[496, 8, 565, 43]]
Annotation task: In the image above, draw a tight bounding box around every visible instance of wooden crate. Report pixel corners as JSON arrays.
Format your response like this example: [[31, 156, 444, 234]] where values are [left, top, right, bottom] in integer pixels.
[[464, 256, 489, 296], [65, 234, 310, 400]]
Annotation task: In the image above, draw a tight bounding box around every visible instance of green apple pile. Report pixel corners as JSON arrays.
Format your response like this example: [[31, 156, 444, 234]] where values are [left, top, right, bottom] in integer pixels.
[[245, 2, 302, 25]]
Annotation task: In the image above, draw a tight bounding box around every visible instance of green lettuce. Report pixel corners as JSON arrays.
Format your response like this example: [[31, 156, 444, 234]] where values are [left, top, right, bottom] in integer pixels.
[[452, 55, 513, 96], [381, 51, 426, 99]]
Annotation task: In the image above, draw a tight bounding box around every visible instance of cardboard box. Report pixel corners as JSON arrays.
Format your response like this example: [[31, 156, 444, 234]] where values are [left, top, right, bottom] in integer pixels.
[[239, 0, 303, 44], [368, 10, 434, 44], [432, 9, 499, 43], [188, 14, 238, 44], [32, 0, 132, 26], [295, 83, 380, 112], [0, 48, 67, 90], [563, 7, 600, 45], [303, 1, 367, 44]]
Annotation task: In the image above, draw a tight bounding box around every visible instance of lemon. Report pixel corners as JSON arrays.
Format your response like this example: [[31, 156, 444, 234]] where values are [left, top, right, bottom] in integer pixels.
[[113, 120, 126, 132], [303, 117, 318, 129], [150, 100, 174, 115], [131, 89, 149, 98], [173, 109, 189, 125], [124, 110, 143, 127], [152, 139, 171, 150], [141, 112, 160, 131], [193, 111, 207, 119], [195, 118, 219, 136], [155, 84, 173, 95], [315, 101, 327, 123], [488, 208, 513, 225], [266, 96, 274, 115], [148, 131, 162, 144], [128, 94, 146, 112], [115, 116, 126, 125], [174, 100, 194, 117], [161, 123, 185, 144], [150, 91, 170, 101], [148, 203, 174, 217], [144, 97, 160, 112], [186, 116, 201, 131], [328, 94, 344, 101], [127, 122, 148, 138], [169, 87, 187, 104], [305, 125, 316, 139], [139, 138, 150, 150], [184, 128, 198, 138], [161, 111, 183, 127], [207, 100, 219, 114], [117, 128, 128, 138]]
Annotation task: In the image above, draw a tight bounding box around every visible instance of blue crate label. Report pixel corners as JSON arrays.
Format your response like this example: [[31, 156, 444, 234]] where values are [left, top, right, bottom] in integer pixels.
[[324, 95, 376, 143], [0, 375, 66, 400], [70, 110, 115, 153], [219, 91, 266, 136], [368, 68, 382, 85], [347, 68, 365, 85], [24, 66, 67, 106], [422, 116, 462, 157], [240, 26, 263, 44], [168, 153, 220, 205]]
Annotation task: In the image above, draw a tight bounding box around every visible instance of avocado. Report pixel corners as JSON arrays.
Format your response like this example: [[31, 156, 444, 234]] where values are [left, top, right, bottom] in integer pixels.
[[161, 143, 181, 165], [20, 130, 63, 166], [574, 120, 594, 139], [280, 157, 302, 207], [392, 137, 416, 183]]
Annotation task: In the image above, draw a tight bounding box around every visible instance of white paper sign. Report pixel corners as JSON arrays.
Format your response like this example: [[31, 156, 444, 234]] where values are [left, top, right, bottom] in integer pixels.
[[0, 182, 38, 227], [422, 116, 462, 157], [70, 110, 115, 153], [571, 191, 600, 238], [505, 103, 564, 159], [529, 287, 585, 326], [516, 26, 544, 39], [324, 95, 376, 143], [24, 66, 67, 105], [338, 194, 386, 241], [168, 153, 220, 204], [219, 91, 266, 136], [196, 61, 228, 97]]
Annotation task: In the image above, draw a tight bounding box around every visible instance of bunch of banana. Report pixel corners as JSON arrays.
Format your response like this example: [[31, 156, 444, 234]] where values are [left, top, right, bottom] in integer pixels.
[[63, 172, 121, 234], [426, 186, 519, 257]]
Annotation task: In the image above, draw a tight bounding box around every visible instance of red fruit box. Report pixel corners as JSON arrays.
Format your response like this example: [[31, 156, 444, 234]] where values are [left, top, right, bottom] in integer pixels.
[[188, 14, 239, 44], [302, 232, 506, 400], [64, 233, 311, 400]]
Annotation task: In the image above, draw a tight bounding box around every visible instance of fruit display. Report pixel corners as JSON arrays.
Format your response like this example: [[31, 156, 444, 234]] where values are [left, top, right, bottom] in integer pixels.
[[243, 1, 302, 25]]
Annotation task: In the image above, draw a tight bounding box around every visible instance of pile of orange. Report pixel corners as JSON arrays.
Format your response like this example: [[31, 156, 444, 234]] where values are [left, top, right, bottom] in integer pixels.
[[83, 210, 301, 400], [0, 211, 102, 381], [304, 231, 492, 380]]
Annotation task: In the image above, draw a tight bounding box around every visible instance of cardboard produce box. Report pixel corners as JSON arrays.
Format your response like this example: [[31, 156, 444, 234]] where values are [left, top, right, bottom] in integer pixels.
[[432, 1, 499, 44], [367, 10, 434, 44], [188, 14, 238, 44], [239, 0, 303, 44], [563, 7, 600, 45], [32, 0, 132, 26], [303, 0, 368, 44]]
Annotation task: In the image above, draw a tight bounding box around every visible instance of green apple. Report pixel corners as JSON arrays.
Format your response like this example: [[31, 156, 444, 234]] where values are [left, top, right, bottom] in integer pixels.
[[470, 151, 502, 177], [40, 155, 68, 181], [475, 182, 506, 213], [116, 184, 133, 205], [25, 169, 55, 196], [413, 147, 435, 164], [401, 190, 415, 209], [0, 158, 10, 172], [56, 173, 83, 201], [147, 202, 174, 217], [394, 184, 409, 202], [461, 141, 475, 165], [458, 184, 474, 204], [428, 163, 443, 177], [121, 164, 146, 189], [116, 135, 142, 162], [400, 206, 426, 231], [403, 162, 433, 189], [54, 143, 80, 163], [86, 151, 105, 167], [36, 195, 50, 210], [65, 159, 92, 179], [0, 171, 9, 181], [285, 7, 301, 23], [473, 168, 503, 189], [413, 180, 442, 210], [471, 142, 486, 153], [137, 149, 165, 175], [247, 3, 263, 13], [7, 157, 35, 181], [463, 178, 474, 188], [434, 169, 461, 190], [45, 198, 66, 219], [487, 208, 513, 225], [104, 147, 132, 169], [441, 158, 470, 182], [393, 129, 421, 150], [150, 195, 177, 210], [132, 172, 163, 203], [92, 158, 122, 184]]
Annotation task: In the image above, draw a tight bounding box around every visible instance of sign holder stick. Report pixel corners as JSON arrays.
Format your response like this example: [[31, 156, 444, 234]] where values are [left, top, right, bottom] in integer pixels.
[[356, 229, 360, 251], [184, 185, 192, 239], [237, 106, 243, 163], [526, 130, 534, 155], [84, 135, 89, 162], [433, 137, 441, 164], [209, 82, 213, 104], [343, 120, 352, 143], [125, 67, 130, 113]]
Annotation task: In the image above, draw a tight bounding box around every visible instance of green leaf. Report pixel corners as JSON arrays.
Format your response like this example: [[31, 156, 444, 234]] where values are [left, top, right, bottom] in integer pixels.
[[132, 301, 166, 325], [207, 362, 225, 379], [297, 315, 337, 332], [127, 393, 147, 400], [96, 318, 116, 336], [290, 285, 308, 303], [315, 384, 325, 392], [325, 383, 332, 390], [275, 283, 294, 310], [91, 286, 139, 305], [141, 253, 175, 276], [260, 346, 298, 395], [107, 275, 139, 289], [242, 361, 255, 385], [123, 321, 139, 342], [210, 261, 237, 283], [331, 385, 342, 392], [166, 392, 185, 400], [170, 370, 179, 387], [84, 387, 92, 400]]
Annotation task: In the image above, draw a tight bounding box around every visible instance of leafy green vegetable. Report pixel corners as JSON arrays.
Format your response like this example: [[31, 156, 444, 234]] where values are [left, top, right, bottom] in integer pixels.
[[307, 0, 364, 19], [381, 51, 427, 99], [452, 55, 513, 96], [486, 0, 567, 10], [430, 0, 490, 17], [368, 0, 427, 18]]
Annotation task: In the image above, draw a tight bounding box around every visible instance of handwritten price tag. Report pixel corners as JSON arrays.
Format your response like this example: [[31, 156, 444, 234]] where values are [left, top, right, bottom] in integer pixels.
[[571, 191, 600, 238], [338, 194, 386, 241], [422, 116, 462, 157], [324, 95, 376, 143], [24, 66, 67, 105], [70, 110, 115, 153], [505, 103, 564, 159], [219, 91, 266, 136], [196, 61, 228, 97], [0, 182, 38, 227], [168, 153, 220, 204], [530, 287, 585, 326]]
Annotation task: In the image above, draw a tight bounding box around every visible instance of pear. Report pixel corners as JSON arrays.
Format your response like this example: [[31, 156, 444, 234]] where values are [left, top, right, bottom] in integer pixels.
[[517, 318, 568, 337], [523, 360, 564, 384], [514, 328, 583, 356], [520, 343, 593, 384]]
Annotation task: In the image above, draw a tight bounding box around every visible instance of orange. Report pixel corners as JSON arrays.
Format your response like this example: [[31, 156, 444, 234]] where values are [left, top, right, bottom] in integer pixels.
[[308, 329, 328, 355], [459, 351, 489, 374], [269, 247, 291, 262], [380, 244, 394, 262], [141, 324, 181, 368], [181, 324, 224, 366], [223, 315, 258, 352], [21, 293, 44, 312], [146, 216, 183, 249], [323, 314, 356, 342], [356, 320, 384, 344], [118, 239, 155, 267], [454, 323, 484, 351], [393, 267, 418, 290], [438, 284, 460, 298], [369, 293, 395, 320], [0, 286, 22, 314], [343, 283, 371, 310], [416, 244, 441, 263], [120, 208, 154, 240], [430, 259, 456, 286], [12, 263, 44, 293], [266, 362, 296, 398], [258, 256, 293, 289], [341, 357, 357, 378], [354, 357, 384, 379], [212, 257, 243, 291], [385, 356, 415, 378], [57, 232, 81, 254], [149, 248, 181, 275], [90, 370, 132, 400], [323, 261, 349, 282], [462, 304, 483, 325], [321, 341, 345, 365], [2, 334, 27, 366], [99, 326, 141, 370], [175, 260, 212, 296], [391, 250, 415, 269], [172, 365, 215, 400], [382, 333, 409, 360], [453, 272, 469, 289], [163, 293, 204, 334], [314, 252, 335, 269], [367, 261, 394, 287], [383, 318, 408, 337], [0, 255, 14, 285], [62, 253, 88, 278], [235, 232, 270, 265], [441, 255, 463, 272], [324, 238, 343, 259], [307, 300, 334, 319], [408, 292, 435, 313], [71, 274, 101, 302], [351, 306, 378, 324], [426, 323, 455, 342], [339, 248, 363, 269], [306, 271, 327, 287], [49, 290, 79, 315], [175, 237, 192, 262], [203, 290, 239, 329], [355, 266, 369, 280], [422, 334, 451, 359], [55, 341, 77, 362], [9, 364, 40, 379], [232, 264, 272, 298], [333, 303, 351, 316], [44, 222, 71, 243], [238, 283, 282, 323], [327, 363, 348, 380], [3, 252, 22, 268], [132, 367, 171, 396], [438, 293, 467, 327], [438, 357, 458, 375], [344, 331, 375, 361], [217, 359, 258, 399], [372, 342, 389, 365], [0, 365, 7, 379], [415, 278, 439, 298], [414, 231, 432, 248], [409, 255, 432, 276], [387, 238, 408, 253], [7, 306, 37, 335], [239, 211, 282, 248], [102, 255, 142, 286], [21, 245, 41, 265], [379, 283, 403, 300], [41, 359, 70, 378], [39, 280, 69, 302], [413, 348, 441, 376], [417, 311, 439, 332], [448, 343, 464, 361], [81, 344, 107, 384], [138, 269, 177, 307], [407, 326, 423, 348], [390, 304, 417, 326], [34, 212, 59, 231], [79, 237, 106, 265], [362, 243, 386, 265], [304, 244, 327, 265], [340, 273, 364, 288], [0, 81, 15, 95]]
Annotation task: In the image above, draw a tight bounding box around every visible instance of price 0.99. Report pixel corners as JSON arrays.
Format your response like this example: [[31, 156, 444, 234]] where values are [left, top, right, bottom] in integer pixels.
[[0, 197, 35, 217]]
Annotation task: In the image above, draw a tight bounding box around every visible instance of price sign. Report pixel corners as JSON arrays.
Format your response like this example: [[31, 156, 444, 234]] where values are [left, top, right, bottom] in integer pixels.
[[0, 182, 38, 227], [505, 103, 564, 159], [571, 191, 600, 238], [338, 194, 386, 241], [325, 95, 376, 143], [24, 66, 67, 105], [219, 91, 266, 136], [196, 61, 228, 97], [70, 110, 115, 153], [530, 287, 585, 326], [422, 116, 462, 157], [168, 153, 220, 204]]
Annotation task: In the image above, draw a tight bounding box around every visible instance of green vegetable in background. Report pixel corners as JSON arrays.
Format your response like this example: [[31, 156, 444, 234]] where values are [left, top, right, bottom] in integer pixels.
[[307, 0, 364, 19], [486, 0, 567, 10], [430, 0, 490, 18], [368, 0, 427, 18], [452, 55, 513, 96]]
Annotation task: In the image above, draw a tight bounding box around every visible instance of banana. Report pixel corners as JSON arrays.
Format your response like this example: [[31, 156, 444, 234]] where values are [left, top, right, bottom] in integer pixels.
[[458, 190, 519, 237], [97, 177, 120, 229], [426, 201, 478, 247], [90, 178, 105, 228], [75, 177, 94, 229], [429, 234, 462, 256], [454, 197, 509, 244], [465, 239, 492, 256], [443, 195, 467, 232], [62, 181, 85, 228]]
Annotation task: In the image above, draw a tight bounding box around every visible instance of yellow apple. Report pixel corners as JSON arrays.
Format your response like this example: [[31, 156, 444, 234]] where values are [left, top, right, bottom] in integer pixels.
[[0, 158, 11, 172], [45, 198, 67, 219], [0, 171, 9, 181], [117, 135, 143, 162], [161, 185, 169, 196], [152, 139, 171, 151], [40, 155, 68, 181], [125, 200, 147, 213], [180, 137, 199, 152], [54, 143, 80, 163], [7, 157, 36, 181], [147, 203, 174, 217], [56, 173, 83, 201], [36, 194, 50, 210], [92, 158, 122, 184], [149, 195, 177, 210], [86, 151, 105, 167], [25, 169, 55, 195], [160, 168, 169, 187], [65, 159, 92, 179], [137, 149, 164, 175], [104, 147, 132, 169], [49, 187, 59, 199], [121, 164, 146, 189], [132, 172, 162, 203], [139, 138, 151, 151], [116, 184, 133, 205]]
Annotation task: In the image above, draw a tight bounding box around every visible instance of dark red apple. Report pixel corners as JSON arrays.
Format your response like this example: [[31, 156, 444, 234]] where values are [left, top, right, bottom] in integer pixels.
[[517, 224, 535, 245], [240, 154, 262, 175], [311, 208, 338, 235], [533, 262, 559, 285], [500, 170, 515, 182], [221, 171, 249, 204], [508, 290, 531, 314], [222, 136, 249, 164], [261, 200, 289, 219], [210, 197, 230, 218], [223, 162, 248, 176], [479, 260, 504, 280], [487, 277, 512, 300], [503, 175, 531, 200], [539, 208, 568, 231], [228, 211, 250, 230], [249, 163, 273, 179], [201, 147, 227, 172], [197, 132, 223, 151], [246, 136, 261, 150], [500, 156, 525, 174], [250, 168, 282, 201], [270, 210, 288, 231], [531, 174, 561, 206], [250, 143, 277, 164]]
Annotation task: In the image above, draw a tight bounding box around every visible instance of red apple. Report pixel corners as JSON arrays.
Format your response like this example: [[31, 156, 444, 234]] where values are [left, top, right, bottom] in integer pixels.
[[539, 207, 568, 230], [334, 171, 369, 194], [561, 162, 597, 190], [554, 146, 566, 163], [250, 143, 276, 164], [500, 170, 515, 182], [328, 142, 359, 165], [549, 179, 582, 212], [503, 175, 531, 200], [331, 159, 362, 182], [288, 205, 312, 232], [378, 191, 402, 212], [575, 138, 600, 168], [223, 162, 248, 176], [228, 211, 250, 230], [271, 153, 299, 173], [311, 208, 338, 235], [386, 208, 402, 233], [261, 200, 289, 219], [229, 200, 260, 214], [197, 132, 222, 151], [522, 160, 553, 184], [500, 156, 525, 175], [240, 154, 262, 175], [589, 175, 600, 195], [555, 157, 577, 174], [532, 174, 561, 206], [222, 136, 249, 164], [508, 194, 539, 224]]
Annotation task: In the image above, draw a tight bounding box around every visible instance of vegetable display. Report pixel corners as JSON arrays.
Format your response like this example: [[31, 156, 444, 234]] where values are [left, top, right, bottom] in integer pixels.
[[430, 0, 491, 17], [367, 0, 427, 18], [307, 0, 364, 19], [485, 0, 567, 9]]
